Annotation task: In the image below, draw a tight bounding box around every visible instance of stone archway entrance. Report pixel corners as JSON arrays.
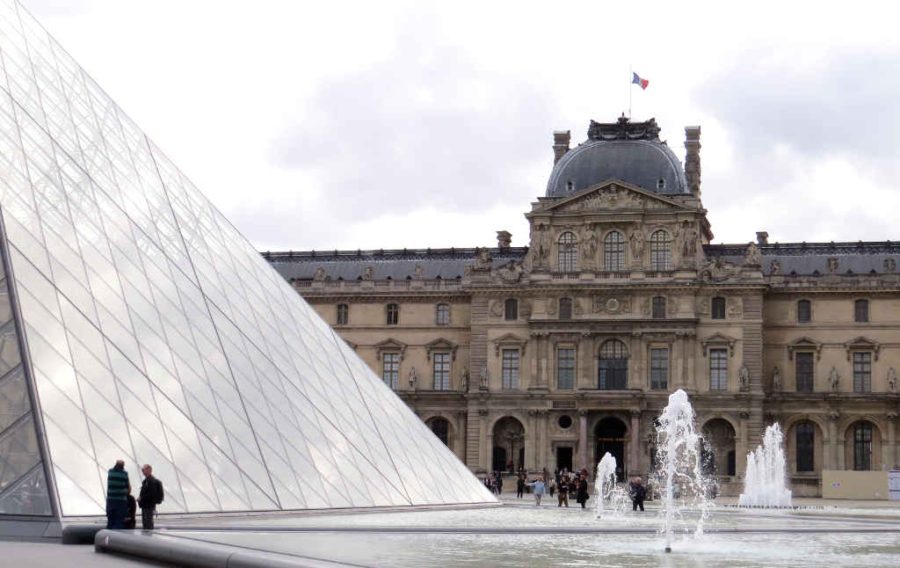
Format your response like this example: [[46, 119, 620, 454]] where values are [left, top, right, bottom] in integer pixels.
[[595, 417, 627, 481], [493, 417, 525, 473], [702, 418, 736, 476]]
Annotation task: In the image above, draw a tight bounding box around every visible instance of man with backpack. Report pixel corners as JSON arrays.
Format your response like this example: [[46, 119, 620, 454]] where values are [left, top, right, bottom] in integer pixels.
[[138, 464, 164, 529]]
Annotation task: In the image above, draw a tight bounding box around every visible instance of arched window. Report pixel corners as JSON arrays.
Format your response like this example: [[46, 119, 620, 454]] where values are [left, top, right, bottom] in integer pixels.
[[599, 339, 628, 390], [558, 231, 578, 272], [649, 230, 671, 271], [603, 231, 625, 271], [436, 303, 450, 326], [429, 417, 450, 446], [386, 303, 399, 325], [797, 300, 811, 323], [853, 422, 873, 471], [559, 297, 573, 320], [711, 297, 726, 320], [336, 303, 349, 325], [796, 421, 815, 472], [854, 299, 869, 323], [652, 296, 666, 319], [504, 298, 518, 321]]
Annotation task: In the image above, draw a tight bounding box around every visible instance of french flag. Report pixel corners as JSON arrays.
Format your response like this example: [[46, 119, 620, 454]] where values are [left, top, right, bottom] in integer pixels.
[[632, 72, 649, 90]]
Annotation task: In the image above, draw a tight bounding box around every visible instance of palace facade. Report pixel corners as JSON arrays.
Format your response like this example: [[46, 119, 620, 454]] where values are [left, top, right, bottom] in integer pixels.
[[265, 117, 899, 496]]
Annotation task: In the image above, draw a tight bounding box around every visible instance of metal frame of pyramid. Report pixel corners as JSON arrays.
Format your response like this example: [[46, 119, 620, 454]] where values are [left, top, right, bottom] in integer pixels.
[[0, 0, 494, 533]]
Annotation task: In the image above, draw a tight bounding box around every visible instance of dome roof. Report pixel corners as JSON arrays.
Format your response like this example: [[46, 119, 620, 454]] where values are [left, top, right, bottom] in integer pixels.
[[546, 118, 688, 198]]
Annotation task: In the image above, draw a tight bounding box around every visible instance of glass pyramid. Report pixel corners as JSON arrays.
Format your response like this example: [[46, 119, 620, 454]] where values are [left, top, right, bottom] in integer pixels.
[[0, 0, 493, 518]]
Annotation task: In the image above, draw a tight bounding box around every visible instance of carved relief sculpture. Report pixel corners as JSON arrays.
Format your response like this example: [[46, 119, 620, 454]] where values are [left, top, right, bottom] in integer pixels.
[[739, 366, 750, 391], [629, 228, 644, 260], [769, 259, 781, 275], [744, 242, 761, 266], [408, 367, 417, 390], [479, 366, 489, 390], [829, 367, 840, 392], [884, 258, 896, 273], [460, 367, 470, 392], [413, 264, 425, 279], [489, 300, 503, 317], [313, 267, 326, 281], [362, 266, 374, 280], [826, 257, 839, 273], [888, 367, 897, 392], [474, 248, 493, 270], [582, 226, 598, 269], [772, 366, 781, 391]]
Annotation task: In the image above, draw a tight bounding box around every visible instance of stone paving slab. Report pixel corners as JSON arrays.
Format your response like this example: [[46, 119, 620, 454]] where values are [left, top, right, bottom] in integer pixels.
[[0, 540, 173, 567]]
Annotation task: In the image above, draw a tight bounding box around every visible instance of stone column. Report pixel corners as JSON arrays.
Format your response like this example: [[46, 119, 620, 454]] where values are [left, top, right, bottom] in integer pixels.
[[629, 410, 641, 477], [827, 412, 841, 470], [886, 411, 897, 470], [456, 410, 468, 462], [578, 409, 589, 471], [480, 409, 491, 472], [527, 409, 538, 471], [538, 410, 549, 471], [737, 411, 750, 477]]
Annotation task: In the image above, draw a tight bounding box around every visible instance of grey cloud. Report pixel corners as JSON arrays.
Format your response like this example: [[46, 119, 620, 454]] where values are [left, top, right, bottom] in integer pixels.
[[269, 31, 556, 220]]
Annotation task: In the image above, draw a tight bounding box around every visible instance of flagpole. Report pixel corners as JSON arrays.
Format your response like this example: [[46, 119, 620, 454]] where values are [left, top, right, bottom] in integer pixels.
[[628, 65, 632, 119]]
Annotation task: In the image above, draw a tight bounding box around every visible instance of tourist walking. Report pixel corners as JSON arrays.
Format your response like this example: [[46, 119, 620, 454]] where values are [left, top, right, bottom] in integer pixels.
[[557, 476, 569, 507], [138, 464, 164, 529], [516, 474, 525, 499], [527, 477, 546, 506], [106, 459, 130, 529], [575, 474, 590, 509], [125, 488, 137, 529], [629, 477, 646, 512]]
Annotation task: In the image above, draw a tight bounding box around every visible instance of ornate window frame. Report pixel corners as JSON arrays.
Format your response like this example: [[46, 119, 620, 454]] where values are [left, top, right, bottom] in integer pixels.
[[787, 337, 823, 360], [844, 336, 880, 361], [426, 337, 458, 361], [700, 332, 737, 357], [493, 333, 527, 357], [375, 338, 407, 361]]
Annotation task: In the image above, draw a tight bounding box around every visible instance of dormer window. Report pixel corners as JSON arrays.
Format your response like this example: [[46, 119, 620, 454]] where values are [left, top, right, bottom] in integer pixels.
[[657, 178, 665, 190], [566, 180, 574, 191]]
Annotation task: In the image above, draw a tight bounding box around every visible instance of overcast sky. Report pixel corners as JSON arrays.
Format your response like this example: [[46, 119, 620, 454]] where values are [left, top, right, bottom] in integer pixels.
[[21, 0, 900, 251]]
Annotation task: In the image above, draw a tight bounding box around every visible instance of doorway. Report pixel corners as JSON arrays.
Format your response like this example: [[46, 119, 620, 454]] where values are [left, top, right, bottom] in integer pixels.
[[595, 417, 627, 481], [556, 447, 573, 472]]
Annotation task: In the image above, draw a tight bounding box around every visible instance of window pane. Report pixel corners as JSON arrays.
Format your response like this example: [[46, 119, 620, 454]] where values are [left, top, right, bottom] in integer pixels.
[[650, 348, 668, 390], [797, 300, 811, 323], [652, 297, 666, 319], [504, 299, 518, 321], [795, 352, 814, 393], [710, 349, 727, 390], [852, 352, 871, 393], [559, 298, 572, 320], [853, 423, 872, 471], [436, 304, 450, 326], [558, 232, 578, 273], [599, 340, 628, 390], [336, 304, 348, 326], [502, 349, 519, 390], [604, 231, 624, 271], [433, 353, 450, 390], [854, 300, 869, 323], [382, 353, 399, 389], [649, 230, 671, 271], [796, 422, 815, 472], [386, 304, 398, 325], [557, 348, 575, 390], [711, 297, 726, 320]]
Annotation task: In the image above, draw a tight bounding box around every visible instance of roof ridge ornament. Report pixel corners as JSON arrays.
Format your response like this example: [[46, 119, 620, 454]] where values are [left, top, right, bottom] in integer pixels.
[[587, 116, 661, 141]]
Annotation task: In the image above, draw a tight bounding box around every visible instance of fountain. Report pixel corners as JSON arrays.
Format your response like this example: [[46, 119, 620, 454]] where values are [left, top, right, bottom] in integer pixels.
[[655, 389, 713, 552], [738, 423, 793, 508], [595, 452, 629, 518]]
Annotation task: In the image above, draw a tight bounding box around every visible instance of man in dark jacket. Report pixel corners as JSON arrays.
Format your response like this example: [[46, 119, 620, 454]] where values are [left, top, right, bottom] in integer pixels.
[[106, 460, 130, 529], [630, 477, 646, 511], [138, 464, 164, 529]]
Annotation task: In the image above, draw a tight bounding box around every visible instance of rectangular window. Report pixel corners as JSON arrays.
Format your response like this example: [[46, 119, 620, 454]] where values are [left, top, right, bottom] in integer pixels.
[[436, 304, 450, 326], [797, 300, 811, 323], [382, 353, 399, 389], [796, 423, 815, 472], [433, 352, 451, 390], [557, 347, 575, 390], [336, 304, 349, 325], [502, 349, 520, 390], [795, 352, 814, 392], [854, 299, 869, 323], [652, 297, 666, 319], [650, 348, 669, 390], [709, 348, 728, 391], [852, 352, 871, 393], [711, 297, 726, 320]]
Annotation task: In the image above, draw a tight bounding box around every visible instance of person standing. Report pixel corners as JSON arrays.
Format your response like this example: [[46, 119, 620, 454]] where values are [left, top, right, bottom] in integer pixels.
[[527, 477, 546, 506], [575, 474, 590, 509], [138, 464, 164, 529], [557, 476, 569, 508], [106, 460, 130, 529], [516, 474, 525, 499], [630, 477, 646, 512]]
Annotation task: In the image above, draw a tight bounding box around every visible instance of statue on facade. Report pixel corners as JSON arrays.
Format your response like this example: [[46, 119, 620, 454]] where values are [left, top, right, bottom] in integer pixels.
[[769, 259, 781, 275], [826, 257, 839, 273], [772, 366, 781, 391], [629, 228, 644, 258], [460, 367, 470, 392], [408, 367, 417, 390], [582, 226, 598, 268], [682, 223, 699, 258], [829, 367, 840, 392], [744, 242, 761, 266], [739, 365, 750, 391], [313, 267, 326, 281], [479, 366, 489, 390], [474, 248, 493, 270], [413, 264, 425, 279], [361, 266, 374, 280], [885, 258, 896, 273], [888, 367, 897, 393]]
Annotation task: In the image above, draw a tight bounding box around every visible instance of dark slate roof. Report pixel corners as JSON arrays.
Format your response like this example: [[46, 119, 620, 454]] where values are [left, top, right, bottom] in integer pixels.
[[704, 241, 900, 276], [264, 248, 529, 281], [546, 118, 688, 198]]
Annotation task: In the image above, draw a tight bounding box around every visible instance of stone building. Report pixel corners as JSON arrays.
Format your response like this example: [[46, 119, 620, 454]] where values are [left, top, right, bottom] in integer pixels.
[[265, 117, 900, 496]]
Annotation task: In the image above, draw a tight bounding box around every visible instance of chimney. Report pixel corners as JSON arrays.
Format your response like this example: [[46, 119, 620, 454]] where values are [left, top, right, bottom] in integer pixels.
[[756, 231, 769, 246], [553, 130, 571, 164], [684, 126, 701, 196], [496, 230, 512, 249]]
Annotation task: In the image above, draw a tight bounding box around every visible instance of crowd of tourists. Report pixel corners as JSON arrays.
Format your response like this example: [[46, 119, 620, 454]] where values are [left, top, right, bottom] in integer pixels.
[[485, 468, 649, 512]]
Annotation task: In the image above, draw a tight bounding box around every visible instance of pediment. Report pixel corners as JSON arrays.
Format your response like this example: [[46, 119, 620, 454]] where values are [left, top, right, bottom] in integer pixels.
[[375, 338, 407, 360], [542, 181, 690, 214], [787, 336, 822, 360], [425, 338, 458, 360], [492, 333, 527, 355], [844, 336, 880, 360], [700, 333, 737, 356]]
